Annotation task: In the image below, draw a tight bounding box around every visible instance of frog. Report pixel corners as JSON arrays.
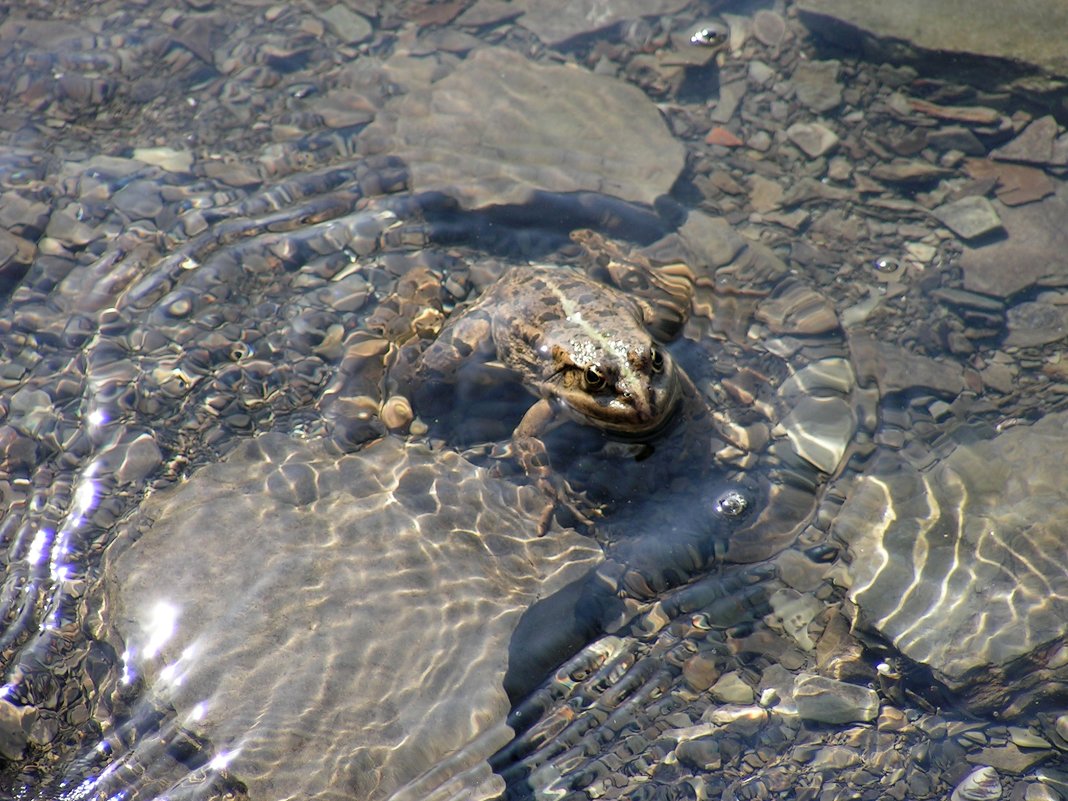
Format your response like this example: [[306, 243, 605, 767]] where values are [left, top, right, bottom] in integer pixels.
[[391, 256, 701, 531]]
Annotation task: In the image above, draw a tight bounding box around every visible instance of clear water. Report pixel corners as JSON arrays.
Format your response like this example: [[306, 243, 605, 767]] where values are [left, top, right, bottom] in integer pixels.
[[1, 1, 1067, 800]]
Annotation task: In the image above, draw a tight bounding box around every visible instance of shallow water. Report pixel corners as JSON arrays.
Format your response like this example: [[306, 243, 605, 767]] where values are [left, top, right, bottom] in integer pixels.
[[2, 1, 1068, 800]]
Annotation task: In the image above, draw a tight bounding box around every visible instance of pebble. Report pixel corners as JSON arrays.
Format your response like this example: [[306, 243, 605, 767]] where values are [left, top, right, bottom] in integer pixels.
[[791, 59, 842, 113], [748, 59, 776, 86], [710, 671, 755, 704], [793, 674, 879, 724], [319, 5, 372, 43], [869, 159, 952, 184], [752, 9, 787, 47], [932, 196, 1004, 240], [786, 121, 839, 158], [705, 127, 744, 147], [133, 147, 194, 173], [952, 766, 1002, 801], [0, 698, 31, 761], [44, 208, 97, 247], [748, 174, 784, 212], [927, 126, 987, 155]]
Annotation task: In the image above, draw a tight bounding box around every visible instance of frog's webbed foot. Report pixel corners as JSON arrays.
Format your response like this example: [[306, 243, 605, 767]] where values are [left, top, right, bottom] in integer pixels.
[[513, 434, 603, 536]]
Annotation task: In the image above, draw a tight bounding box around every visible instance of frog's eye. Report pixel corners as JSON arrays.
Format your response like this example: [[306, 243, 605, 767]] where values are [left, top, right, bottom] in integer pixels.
[[650, 348, 664, 373], [583, 365, 607, 391]]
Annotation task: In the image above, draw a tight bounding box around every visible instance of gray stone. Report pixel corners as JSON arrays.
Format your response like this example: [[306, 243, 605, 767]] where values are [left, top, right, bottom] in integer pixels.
[[112, 180, 165, 220], [710, 671, 755, 704], [992, 115, 1058, 164], [1005, 301, 1068, 347], [752, 10, 787, 47], [951, 766, 1002, 801], [0, 698, 31, 761], [848, 335, 966, 396], [932, 196, 1004, 240], [786, 121, 839, 158], [792, 59, 842, 113], [960, 183, 1068, 296], [927, 126, 986, 156], [319, 5, 373, 44], [104, 434, 600, 801], [793, 674, 879, 724], [359, 47, 685, 209], [836, 410, 1068, 701]]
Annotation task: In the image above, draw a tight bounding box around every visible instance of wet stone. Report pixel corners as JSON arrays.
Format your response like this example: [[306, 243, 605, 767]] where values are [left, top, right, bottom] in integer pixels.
[[932, 196, 1004, 240], [870, 159, 952, 184], [792, 59, 842, 113], [360, 47, 685, 209], [112, 180, 164, 220], [928, 126, 987, 156], [319, 5, 372, 44], [952, 766, 1002, 801], [132, 147, 194, 173], [960, 182, 1068, 296], [835, 409, 1068, 708], [753, 10, 787, 47], [43, 208, 97, 248], [1005, 301, 1068, 347], [0, 699, 32, 761], [710, 671, 755, 704], [992, 115, 1059, 164], [786, 121, 839, 158], [793, 674, 879, 724]]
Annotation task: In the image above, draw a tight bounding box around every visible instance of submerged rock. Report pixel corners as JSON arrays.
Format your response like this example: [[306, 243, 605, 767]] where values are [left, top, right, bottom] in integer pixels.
[[359, 47, 685, 210], [103, 433, 600, 801], [834, 410, 1068, 712]]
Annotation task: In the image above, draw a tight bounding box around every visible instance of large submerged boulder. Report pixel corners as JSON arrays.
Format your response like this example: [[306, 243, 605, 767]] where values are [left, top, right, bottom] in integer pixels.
[[103, 433, 601, 801], [834, 410, 1068, 714]]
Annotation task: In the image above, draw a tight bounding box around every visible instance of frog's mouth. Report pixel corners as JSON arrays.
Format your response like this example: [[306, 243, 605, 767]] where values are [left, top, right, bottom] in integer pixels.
[[581, 373, 683, 441]]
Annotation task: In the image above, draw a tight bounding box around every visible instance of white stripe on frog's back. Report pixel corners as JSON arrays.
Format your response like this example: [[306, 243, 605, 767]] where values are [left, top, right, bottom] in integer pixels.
[[544, 274, 646, 389]]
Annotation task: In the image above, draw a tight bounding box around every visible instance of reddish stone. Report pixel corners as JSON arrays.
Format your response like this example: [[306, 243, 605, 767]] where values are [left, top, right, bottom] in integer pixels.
[[705, 127, 744, 147]]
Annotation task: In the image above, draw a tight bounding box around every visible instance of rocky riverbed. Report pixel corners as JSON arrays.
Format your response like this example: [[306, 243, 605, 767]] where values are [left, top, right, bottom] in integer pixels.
[[2, 1, 1068, 800]]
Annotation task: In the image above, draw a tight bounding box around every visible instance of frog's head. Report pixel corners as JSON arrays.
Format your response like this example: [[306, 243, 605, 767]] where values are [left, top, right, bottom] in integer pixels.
[[547, 340, 683, 438]]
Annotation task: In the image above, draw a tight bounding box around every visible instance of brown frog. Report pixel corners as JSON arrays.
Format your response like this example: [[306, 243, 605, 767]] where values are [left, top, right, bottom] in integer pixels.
[[394, 253, 702, 530]]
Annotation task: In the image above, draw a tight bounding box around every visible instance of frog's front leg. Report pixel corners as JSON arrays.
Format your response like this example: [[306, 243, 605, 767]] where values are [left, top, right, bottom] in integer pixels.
[[513, 398, 600, 534]]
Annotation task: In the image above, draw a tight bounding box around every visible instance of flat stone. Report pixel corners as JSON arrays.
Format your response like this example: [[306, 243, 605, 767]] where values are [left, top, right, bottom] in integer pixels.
[[359, 47, 685, 209], [906, 97, 1003, 126], [1005, 301, 1068, 347], [965, 158, 1055, 207], [0, 698, 31, 761], [517, 0, 688, 45], [132, 147, 194, 173], [112, 180, 164, 220], [43, 208, 97, 247], [456, 0, 523, 27], [927, 125, 987, 156], [319, 5, 372, 44], [786, 121, 839, 158], [104, 434, 600, 801], [932, 196, 1004, 240], [0, 192, 50, 235], [992, 115, 1059, 164], [796, 0, 1068, 79], [748, 174, 784, 212], [960, 182, 1068, 296], [792, 59, 842, 113], [836, 409, 1068, 706], [793, 674, 879, 724], [848, 335, 966, 396], [870, 159, 952, 184], [969, 744, 1049, 774], [753, 10, 787, 47], [710, 671, 755, 704]]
